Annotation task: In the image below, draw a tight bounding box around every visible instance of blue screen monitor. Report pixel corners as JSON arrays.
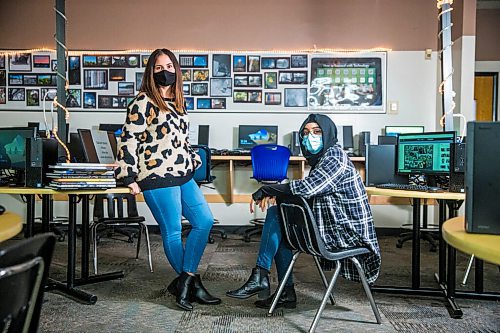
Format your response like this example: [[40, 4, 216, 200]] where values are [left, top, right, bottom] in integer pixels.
[[0, 127, 37, 170], [385, 125, 424, 137], [397, 131, 455, 175], [238, 125, 278, 149]]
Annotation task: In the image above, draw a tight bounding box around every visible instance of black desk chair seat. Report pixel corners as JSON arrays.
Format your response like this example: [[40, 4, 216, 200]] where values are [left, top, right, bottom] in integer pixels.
[[272, 195, 381, 333], [91, 193, 153, 274], [0, 234, 56, 333]]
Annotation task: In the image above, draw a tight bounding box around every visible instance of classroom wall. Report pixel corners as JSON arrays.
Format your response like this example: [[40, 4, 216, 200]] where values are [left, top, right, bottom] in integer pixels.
[[0, 1, 492, 228]]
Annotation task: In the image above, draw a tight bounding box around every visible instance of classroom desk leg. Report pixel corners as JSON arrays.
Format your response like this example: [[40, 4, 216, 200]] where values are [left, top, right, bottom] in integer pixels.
[[435, 199, 447, 285], [24, 194, 35, 238], [475, 258, 483, 293], [444, 245, 463, 318], [41, 194, 51, 232], [411, 198, 421, 289]]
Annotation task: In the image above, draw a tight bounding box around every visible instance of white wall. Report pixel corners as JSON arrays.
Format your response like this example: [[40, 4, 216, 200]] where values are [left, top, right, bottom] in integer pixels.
[[0, 51, 442, 228]]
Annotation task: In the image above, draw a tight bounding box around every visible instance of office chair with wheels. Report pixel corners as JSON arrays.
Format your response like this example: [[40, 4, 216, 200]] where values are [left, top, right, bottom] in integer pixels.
[[244, 144, 290, 242], [0, 233, 56, 333], [270, 195, 381, 333], [182, 145, 227, 243], [91, 193, 153, 274]]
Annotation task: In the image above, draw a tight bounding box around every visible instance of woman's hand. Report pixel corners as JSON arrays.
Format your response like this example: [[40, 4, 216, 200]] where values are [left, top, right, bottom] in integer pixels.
[[128, 182, 141, 195], [249, 196, 276, 213]]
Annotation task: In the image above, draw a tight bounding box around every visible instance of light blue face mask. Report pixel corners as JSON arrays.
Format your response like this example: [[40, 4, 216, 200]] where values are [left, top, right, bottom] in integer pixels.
[[302, 133, 323, 154]]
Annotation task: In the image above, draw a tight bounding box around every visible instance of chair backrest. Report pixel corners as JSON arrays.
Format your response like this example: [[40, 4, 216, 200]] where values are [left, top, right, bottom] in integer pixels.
[[0, 233, 56, 333], [93, 193, 140, 220], [277, 195, 328, 257], [191, 144, 215, 184], [251, 144, 291, 182]]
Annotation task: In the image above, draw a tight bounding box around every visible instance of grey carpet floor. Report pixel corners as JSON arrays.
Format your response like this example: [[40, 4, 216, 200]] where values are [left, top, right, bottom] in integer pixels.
[[32, 233, 500, 332]]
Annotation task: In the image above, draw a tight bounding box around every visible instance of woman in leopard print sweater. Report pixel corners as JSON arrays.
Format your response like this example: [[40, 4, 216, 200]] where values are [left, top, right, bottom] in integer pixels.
[[115, 49, 220, 311]]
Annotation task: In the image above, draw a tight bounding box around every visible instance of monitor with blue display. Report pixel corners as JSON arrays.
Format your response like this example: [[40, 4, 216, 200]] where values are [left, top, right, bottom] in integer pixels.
[[0, 127, 37, 170], [397, 131, 455, 175], [238, 125, 278, 149]]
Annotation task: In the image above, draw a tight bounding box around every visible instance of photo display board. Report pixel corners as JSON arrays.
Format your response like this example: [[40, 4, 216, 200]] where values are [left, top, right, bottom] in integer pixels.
[[0, 51, 386, 113]]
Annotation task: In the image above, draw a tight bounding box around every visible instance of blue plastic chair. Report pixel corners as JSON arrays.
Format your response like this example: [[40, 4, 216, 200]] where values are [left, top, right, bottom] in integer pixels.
[[183, 145, 227, 243], [244, 144, 291, 242]]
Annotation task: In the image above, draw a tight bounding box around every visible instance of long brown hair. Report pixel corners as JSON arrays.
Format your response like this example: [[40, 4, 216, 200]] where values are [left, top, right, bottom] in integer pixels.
[[140, 49, 185, 113]]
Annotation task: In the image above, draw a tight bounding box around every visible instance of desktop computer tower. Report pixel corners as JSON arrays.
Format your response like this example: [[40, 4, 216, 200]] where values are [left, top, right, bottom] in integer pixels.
[[25, 137, 44, 188], [465, 122, 500, 235], [198, 125, 210, 146], [290, 131, 301, 156], [449, 142, 466, 193], [358, 131, 370, 157], [378, 135, 397, 145], [342, 126, 354, 153]]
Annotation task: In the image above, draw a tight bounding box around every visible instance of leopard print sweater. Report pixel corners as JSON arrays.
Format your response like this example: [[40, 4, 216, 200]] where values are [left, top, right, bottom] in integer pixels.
[[114, 93, 201, 191]]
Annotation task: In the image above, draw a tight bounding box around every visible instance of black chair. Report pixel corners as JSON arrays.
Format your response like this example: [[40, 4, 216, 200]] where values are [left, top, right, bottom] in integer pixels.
[[182, 145, 227, 243], [396, 199, 438, 252], [271, 195, 381, 332], [91, 193, 153, 274], [0, 233, 56, 333]]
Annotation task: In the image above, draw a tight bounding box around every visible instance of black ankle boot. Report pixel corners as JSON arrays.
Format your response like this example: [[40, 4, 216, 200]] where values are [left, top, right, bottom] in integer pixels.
[[176, 272, 195, 311], [255, 285, 297, 309], [192, 274, 221, 305], [226, 267, 270, 299], [167, 276, 179, 297]]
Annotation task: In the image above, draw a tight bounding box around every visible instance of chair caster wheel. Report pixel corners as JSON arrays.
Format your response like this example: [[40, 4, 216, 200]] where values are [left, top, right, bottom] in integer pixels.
[[208, 237, 215, 244], [58, 235, 65, 242], [396, 242, 403, 248], [222, 234, 228, 240], [127, 237, 134, 243], [244, 236, 251, 243], [430, 246, 437, 252]]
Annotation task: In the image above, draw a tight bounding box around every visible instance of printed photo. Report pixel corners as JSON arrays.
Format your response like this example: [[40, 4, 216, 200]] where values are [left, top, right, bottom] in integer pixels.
[[69, 56, 81, 85], [0, 87, 6, 104], [184, 97, 194, 110], [193, 55, 208, 68], [23, 75, 37, 86], [8, 88, 25, 101], [191, 83, 208, 96], [233, 56, 246, 73], [261, 57, 276, 69], [211, 98, 226, 109], [41, 88, 56, 101], [9, 53, 31, 71], [234, 75, 248, 87], [181, 69, 192, 82], [233, 90, 248, 102], [111, 56, 127, 67], [141, 55, 149, 67], [126, 55, 140, 68], [276, 58, 290, 69], [97, 56, 111, 66], [265, 92, 281, 105], [8, 74, 23, 85], [197, 98, 211, 109], [83, 92, 96, 109], [284, 88, 307, 107], [26, 89, 40, 106], [110, 69, 126, 81], [193, 70, 209, 81], [84, 69, 108, 89], [210, 78, 232, 97], [0, 70, 5, 86], [248, 90, 262, 103], [291, 55, 308, 68], [66, 89, 81, 108], [179, 55, 194, 67], [83, 55, 98, 67], [0, 55, 5, 69], [33, 55, 50, 68], [37, 74, 56, 86], [135, 72, 144, 90], [51, 60, 57, 71], [247, 55, 260, 72], [248, 74, 262, 87], [183, 83, 190, 95], [118, 82, 134, 96], [212, 54, 231, 77], [264, 72, 277, 89]]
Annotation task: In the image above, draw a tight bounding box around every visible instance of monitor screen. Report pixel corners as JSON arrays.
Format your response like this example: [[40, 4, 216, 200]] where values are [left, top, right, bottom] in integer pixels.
[[238, 125, 278, 149], [397, 132, 455, 175], [0, 127, 37, 169], [385, 126, 424, 137]]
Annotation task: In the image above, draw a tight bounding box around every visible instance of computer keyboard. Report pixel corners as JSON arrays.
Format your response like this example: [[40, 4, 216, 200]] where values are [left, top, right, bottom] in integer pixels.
[[375, 183, 444, 192], [210, 149, 252, 156]]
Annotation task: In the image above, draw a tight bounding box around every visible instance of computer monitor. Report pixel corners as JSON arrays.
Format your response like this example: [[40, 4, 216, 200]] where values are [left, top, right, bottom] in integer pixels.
[[385, 126, 425, 137], [0, 127, 37, 170], [238, 125, 278, 149], [77, 129, 99, 163], [397, 131, 455, 176], [365, 144, 408, 186]]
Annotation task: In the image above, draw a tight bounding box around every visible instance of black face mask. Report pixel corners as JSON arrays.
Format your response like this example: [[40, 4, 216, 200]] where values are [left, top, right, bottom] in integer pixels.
[[153, 70, 176, 87]]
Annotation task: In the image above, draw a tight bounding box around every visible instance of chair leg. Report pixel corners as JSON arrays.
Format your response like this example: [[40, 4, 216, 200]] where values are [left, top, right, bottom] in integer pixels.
[[91, 223, 101, 275], [461, 254, 475, 287], [313, 256, 336, 305], [140, 222, 153, 273], [136, 223, 142, 259], [309, 261, 342, 333], [244, 227, 262, 242], [268, 251, 300, 316], [350, 257, 382, 324]]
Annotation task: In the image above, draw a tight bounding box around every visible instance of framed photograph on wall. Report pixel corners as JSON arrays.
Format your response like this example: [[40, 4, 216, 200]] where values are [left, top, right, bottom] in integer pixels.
[[247, 55, 260, 72], [0, 55, 5, 69], [278, 71, 293, 84], [233, 56, 246, 73], [141, 55, 149, 67], [84, 69, 108, 90], [23, 75, 37, 86], [261, 57, 276, 69], [51, 60, 57, 71], [276, 57, 290, 69], [41, 88, 56, 101], [212, 54, 231, 77], [233, 90, 248, 103], [197, 98, 211, 109], [8, 73, 23, 86], [183, 83, 190, 95], [0, 70, 5, 86], [96, 56, 111, 66], [309, 53, 386, 112], [264, 72, 277, 89], [248, 90, 262, 103], [234, 75, 248, 87], [37, 74, 56, 87], [26, 89, 39, 106], [118, 82, 134, 96], [185, 97, 194, 110], [83, 92, 96, 109], [265, 92, 281, 105], [210, 78, 232, 97], [193, 70, 209, 81], [0, 88, 6, 104], [68, 56, 81, 85], [33, 55, 50, 68], [83, 55, 98, 67], [284, 88, 307, 107], [181, 69, 192, 82], [8, 88, 25, 101], [135, 72, 143, 90], [291, 55, 308, 68], [110, 69, 126, 81], [193, 55, 208, 68], [211, 98, 226, 109], [191, 83, 208, 96], [248, 74, 262, 87], [9, 53, 31, 71], [179, 55, 194, 68], [66, 89, 81, 108]]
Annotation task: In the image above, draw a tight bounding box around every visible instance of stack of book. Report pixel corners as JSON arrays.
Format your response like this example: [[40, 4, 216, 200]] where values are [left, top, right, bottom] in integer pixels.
[[46, 163, 116, 190]]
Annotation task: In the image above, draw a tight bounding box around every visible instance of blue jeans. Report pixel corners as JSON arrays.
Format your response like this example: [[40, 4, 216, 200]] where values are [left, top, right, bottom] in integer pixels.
[[256, 206, 294, 287], [143, 179, 214, 274]]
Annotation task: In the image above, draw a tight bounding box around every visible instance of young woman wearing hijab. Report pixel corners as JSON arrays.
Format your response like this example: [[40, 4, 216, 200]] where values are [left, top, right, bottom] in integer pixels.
[[226, 114, 381, 309], [115, 49, 221, 311]]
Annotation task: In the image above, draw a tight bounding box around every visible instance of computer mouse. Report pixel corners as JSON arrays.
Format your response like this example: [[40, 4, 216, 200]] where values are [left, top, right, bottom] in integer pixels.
[[0, 205, 5, 215], [427, 187, 444, 193]]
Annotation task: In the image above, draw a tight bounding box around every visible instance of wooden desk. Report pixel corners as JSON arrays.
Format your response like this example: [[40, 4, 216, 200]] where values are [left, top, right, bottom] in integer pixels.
[[211, 155, 365, 204], [0, 186, 131, 304], [443, 217, 500, 265], [0, 211, 22, 242]]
